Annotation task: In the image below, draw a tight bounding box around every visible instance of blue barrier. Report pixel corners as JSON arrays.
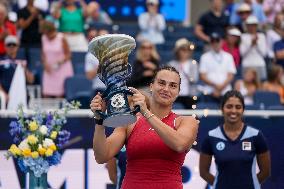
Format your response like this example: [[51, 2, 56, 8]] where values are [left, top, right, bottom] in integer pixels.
[[0, 110, 284, 189]]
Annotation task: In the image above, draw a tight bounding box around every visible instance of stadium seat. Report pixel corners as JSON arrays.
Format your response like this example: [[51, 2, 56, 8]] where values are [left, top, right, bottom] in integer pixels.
[[253, 91, 283, 109], [64, 76, 93, 108]]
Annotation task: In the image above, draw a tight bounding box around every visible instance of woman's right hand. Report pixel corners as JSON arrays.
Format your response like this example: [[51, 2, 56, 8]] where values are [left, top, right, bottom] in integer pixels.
[[90, 93, 106, 119]]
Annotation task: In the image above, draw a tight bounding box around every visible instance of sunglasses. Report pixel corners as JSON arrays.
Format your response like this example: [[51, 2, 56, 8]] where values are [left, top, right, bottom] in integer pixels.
[[211, 39, 221, 43], [141, 45, 153, 49], [6, 43, 18, 47]]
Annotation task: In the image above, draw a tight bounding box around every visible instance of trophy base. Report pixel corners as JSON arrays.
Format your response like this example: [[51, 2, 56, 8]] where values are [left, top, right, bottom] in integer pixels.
[[103, 114, 137, 128]]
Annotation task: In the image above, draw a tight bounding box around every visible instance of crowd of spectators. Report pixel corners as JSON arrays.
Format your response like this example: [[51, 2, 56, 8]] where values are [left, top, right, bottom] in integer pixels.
[[0, 0, 284, 110]]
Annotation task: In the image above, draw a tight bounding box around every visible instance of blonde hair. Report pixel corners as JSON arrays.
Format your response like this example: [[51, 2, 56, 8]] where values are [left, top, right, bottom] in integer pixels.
[[136, 40, 160, 62]]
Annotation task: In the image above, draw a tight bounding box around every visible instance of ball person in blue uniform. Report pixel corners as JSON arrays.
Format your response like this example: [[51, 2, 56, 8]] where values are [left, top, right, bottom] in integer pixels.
[[199, 90, 271, 189]]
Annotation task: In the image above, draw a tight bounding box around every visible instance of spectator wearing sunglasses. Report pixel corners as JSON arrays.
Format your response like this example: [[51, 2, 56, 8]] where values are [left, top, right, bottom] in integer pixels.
[[199, 32, 236, 103], [0, 35, 34, 109]]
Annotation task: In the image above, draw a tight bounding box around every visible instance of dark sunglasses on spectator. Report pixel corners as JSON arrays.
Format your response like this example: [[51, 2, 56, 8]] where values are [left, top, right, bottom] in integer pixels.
[[141, 45, 153, 49], [147, 3, 156, 6], [6, 43, 17, 47], [211, 39, 220, 43]]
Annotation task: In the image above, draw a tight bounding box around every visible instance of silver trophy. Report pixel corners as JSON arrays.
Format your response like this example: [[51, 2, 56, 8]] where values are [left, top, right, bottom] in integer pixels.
[[89, 34, 140, 127]]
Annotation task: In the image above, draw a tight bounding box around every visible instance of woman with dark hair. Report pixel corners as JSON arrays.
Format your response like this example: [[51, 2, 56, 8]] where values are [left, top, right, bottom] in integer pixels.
[[91, 66, 199, 189], [199, 90, 271, 189], [127, 40, 160, 93]]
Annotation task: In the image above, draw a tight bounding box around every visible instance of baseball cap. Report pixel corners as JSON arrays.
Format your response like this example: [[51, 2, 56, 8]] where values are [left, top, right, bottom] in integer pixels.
[[174, 38, 195, 51], [245, 15, 259, 25], [4, 35, 19, 45], [147, 0, 159, 5], [210, 32, 221, 41], [228, 28, 241, 37], [237, 3, 251, 13]]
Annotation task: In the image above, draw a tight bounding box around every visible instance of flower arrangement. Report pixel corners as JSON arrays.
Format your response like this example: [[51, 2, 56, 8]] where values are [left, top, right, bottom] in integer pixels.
[[5, 101, 80, 177]]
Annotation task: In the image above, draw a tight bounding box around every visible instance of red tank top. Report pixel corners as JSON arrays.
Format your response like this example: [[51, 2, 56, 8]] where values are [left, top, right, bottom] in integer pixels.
[[121, 112, 186, 189]]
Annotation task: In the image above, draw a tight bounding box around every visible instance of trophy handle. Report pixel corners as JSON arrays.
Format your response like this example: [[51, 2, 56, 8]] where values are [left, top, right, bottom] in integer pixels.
[[125, 89, 141, 115]]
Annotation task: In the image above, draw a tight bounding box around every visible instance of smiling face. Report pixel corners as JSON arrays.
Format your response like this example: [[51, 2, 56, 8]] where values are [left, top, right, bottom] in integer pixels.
[[150, 69, 180, 106], [222, 96, 244, 125]]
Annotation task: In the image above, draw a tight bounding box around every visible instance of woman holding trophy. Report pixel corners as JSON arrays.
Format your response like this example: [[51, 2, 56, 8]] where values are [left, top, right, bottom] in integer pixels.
[[91, 64, 199, 189]]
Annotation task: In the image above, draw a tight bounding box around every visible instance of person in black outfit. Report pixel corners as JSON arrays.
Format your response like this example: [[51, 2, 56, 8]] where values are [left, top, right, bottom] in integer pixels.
[[127, 40, 160, 93], [17, 0, 45, 65], [195, 0, 229, 43]]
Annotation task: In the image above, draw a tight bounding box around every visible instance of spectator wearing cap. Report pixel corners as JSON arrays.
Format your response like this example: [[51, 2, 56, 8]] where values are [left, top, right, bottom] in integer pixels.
[[222, 28, 241, 68], [0, 35, 34, 109], [230, 0, 266, 26], [263, 0, 284, 24], [195, 0, 229, 43], [168, 38, 199, 109], [0, 4, 17, 58], [137, 0, 166, 45], [240, 15, 267, 80], [40, 18, 73, 98], [199, 32, 236, 102], [230, 3, 252, 32]]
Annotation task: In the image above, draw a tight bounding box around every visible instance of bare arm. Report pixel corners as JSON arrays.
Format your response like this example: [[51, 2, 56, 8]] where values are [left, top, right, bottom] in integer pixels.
[[194, 24, 210, 43], [199, 153, 215, 185], [62, 37, 71, 62], [91, 94, 128, 163], [79, 0, 88, 17], [130, 87, 199, 152], [106, 158, 117, 184], [257, 151, 271, 184], [86, 69, 98, 80]]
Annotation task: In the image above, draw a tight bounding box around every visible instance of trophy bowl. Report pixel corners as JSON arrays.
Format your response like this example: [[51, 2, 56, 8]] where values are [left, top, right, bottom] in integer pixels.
[[89, 34, 140, 127]]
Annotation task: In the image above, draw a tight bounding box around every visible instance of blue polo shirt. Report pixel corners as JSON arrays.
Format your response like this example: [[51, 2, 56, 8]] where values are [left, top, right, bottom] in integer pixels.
[[273, 39, 284, 69], [201, 125, 268, 189]]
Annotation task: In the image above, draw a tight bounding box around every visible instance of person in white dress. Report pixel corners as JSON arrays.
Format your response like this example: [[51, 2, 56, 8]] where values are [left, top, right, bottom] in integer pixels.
[[168, 38, 199, 109]]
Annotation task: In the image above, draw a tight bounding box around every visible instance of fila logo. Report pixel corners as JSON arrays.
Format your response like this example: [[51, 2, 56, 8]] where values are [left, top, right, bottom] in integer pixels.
[[242, 141, 252, 151]]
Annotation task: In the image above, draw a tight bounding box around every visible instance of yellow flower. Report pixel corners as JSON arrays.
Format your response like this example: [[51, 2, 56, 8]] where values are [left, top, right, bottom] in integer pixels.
[[29, 121, 38, 131], [31, 151, 39, 159], [45, 148, 53, 157], [22, 149, 32, 157], [49, 144, 57, 151], [50, 131, 58, 139], [9, 144, 22, 156], [27, 135, 38, 145], [37, 145, 46, 156]]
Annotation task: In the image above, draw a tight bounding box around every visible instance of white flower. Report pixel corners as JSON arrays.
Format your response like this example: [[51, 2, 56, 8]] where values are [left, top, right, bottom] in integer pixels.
[[39, 125, 48, 135], [43, 138, 54, 148], [18, 139, 30, 150]]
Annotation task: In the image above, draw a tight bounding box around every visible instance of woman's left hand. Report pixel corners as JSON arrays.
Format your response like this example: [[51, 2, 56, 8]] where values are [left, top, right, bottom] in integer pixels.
[[128, 87, 148, 114]]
